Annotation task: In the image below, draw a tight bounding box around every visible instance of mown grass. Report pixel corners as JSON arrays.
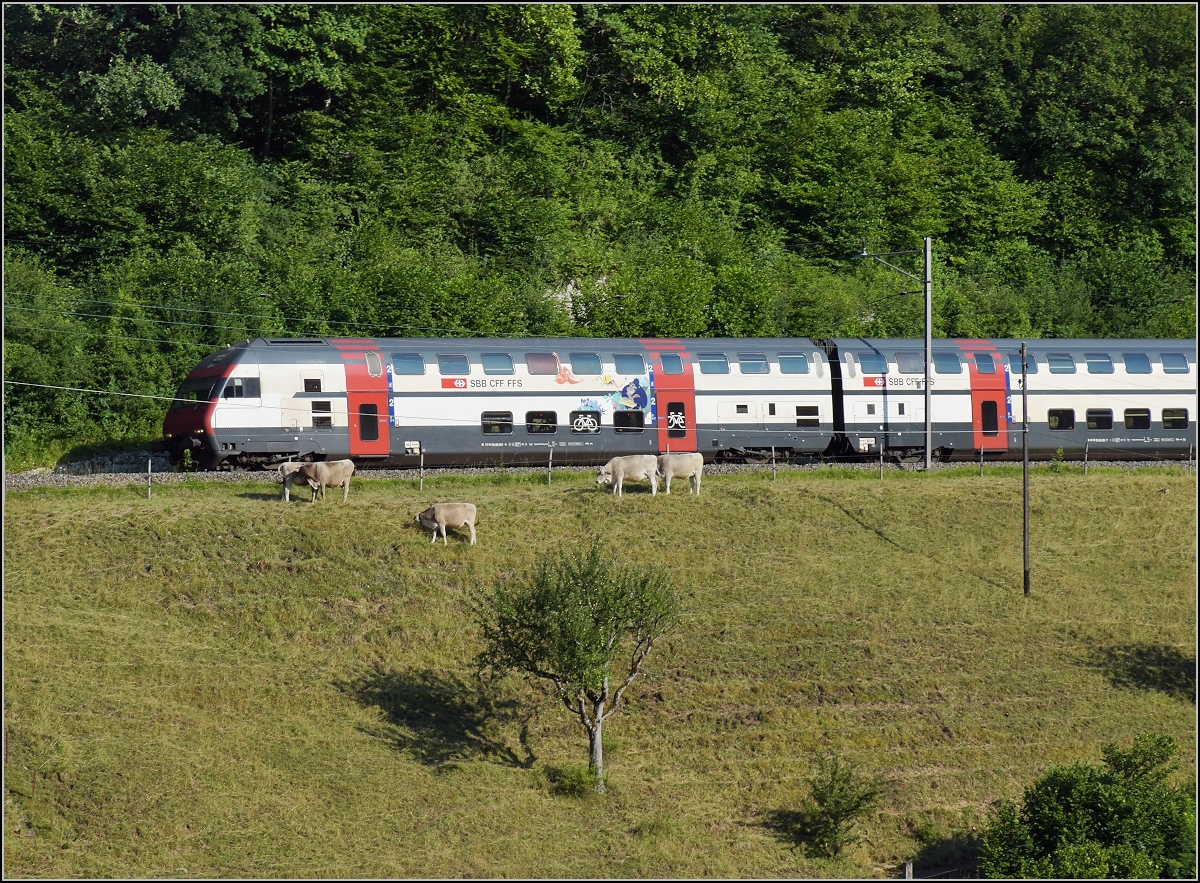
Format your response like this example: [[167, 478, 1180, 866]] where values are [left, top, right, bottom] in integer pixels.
[[4, 466, 1196, 878]]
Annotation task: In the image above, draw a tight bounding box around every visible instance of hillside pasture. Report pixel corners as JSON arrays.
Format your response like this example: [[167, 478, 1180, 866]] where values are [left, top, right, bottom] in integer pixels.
[[3, 466, 1195, 878]]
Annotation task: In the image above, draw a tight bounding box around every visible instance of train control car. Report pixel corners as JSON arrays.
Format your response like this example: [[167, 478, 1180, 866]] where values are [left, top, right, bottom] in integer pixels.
[[162, 336, 1196, 470]]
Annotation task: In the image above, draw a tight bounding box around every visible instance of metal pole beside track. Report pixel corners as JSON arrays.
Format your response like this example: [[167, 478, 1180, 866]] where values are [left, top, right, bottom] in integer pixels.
[[548, 443, 553, 484], [924, 236, 932, 473], [771, 446, 776, 481], [420, 451, 424, 492], [148, 458, 152, 499], [1084, 442, 1088, 476], [1022, 341, 1030, 597]]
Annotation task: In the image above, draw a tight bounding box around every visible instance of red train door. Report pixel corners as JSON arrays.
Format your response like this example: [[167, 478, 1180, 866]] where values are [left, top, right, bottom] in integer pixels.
[[335, 340, 390, 457], [643, 339, 697, 454], [959, 340, 1009, 453]]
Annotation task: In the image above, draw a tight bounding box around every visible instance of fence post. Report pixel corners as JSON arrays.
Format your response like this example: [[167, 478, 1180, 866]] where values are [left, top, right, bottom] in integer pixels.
[[147, 458, 152, 499], [548, 443, 553, 484], [979, 446, 984, 477], [880, 446, 884, 480], [904, 861, 913, 879], [419, 450, 424, 492], [1084, 442, 1089, 476], [771, 446, 776, 481]]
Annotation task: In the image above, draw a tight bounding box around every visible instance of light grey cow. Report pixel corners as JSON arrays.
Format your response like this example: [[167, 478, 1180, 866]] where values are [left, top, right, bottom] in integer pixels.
[[657, 451, 704, 495], [416, 503, 478, 545], [286, 459, 356, 503], [596, 454, 659, 497], [279, 461, 305, 501]]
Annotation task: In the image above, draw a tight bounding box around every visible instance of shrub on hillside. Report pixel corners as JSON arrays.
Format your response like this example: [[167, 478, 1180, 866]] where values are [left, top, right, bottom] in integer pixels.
[[979, 734, 1196, 879]]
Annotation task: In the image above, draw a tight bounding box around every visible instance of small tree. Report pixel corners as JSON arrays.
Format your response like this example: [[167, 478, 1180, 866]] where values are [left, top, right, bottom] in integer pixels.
[[801, 752, 883, 858], [472, 540, 681, 793], [979, 733, 1196, 879]]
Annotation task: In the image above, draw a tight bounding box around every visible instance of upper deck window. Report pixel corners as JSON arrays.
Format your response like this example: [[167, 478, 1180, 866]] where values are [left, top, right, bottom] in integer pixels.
[[896, 352, 924, 374], [1161, 353, 1191, 374], [569, 353, 602, 375], [698, 353, 729, 374], [481, 353, 514, 375], [857, 352, 887, 374], [659, 353, 685, 375], [1046, 353, 1076, 374], [613, 353, 646, 375], [222, 377, 261, 399], [778, 353, 810, 374], [933, 352, 962, 374], [437, 354, 470, 375], [738, 353, 769, 374], [1122, 353, 1152, 374], [973, 353, 997, 374], [1085, 353, 1114, 374], [1008, 353, 1038, 374], [391, 353, 425, 375], [525, 352, 560, 375]]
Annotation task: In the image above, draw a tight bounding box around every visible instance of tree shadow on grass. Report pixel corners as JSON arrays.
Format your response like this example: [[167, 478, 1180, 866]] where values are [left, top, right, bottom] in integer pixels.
[[1088, 643, 1195, 704], [908, 831, 982, 879], [336, 663, 536, 767], [762, 807, 819, 853]]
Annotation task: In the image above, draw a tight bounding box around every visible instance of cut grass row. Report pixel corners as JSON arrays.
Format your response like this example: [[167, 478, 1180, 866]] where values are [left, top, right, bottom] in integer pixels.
[[4, 466, 1195, 878]]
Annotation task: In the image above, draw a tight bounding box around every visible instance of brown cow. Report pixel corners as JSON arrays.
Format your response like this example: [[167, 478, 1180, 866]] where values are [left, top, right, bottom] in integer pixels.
[[285, 459, 355, 503]]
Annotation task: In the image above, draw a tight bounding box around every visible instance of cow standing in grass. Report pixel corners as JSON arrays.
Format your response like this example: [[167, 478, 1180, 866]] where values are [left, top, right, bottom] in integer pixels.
[[596, 455, 659, 497], [416, 503, 478, 544], [656, 452, 704, 495], [284, 459, 355, 503]]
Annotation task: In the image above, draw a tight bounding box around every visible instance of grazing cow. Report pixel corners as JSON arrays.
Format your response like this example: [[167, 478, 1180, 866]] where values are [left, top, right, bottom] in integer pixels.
[[657, 451, 704, 495], [416, 503, 478, 545], [596, 454, 659, 497], [291, 459, 356, 503], [279, 461, 305, 501]]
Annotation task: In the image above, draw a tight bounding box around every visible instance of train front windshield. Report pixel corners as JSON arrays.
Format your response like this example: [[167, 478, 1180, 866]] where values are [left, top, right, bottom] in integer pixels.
[[170, 377, 222, 408]]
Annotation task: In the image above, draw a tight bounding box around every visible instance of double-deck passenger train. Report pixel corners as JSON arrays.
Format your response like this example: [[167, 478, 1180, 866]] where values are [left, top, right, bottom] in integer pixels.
[[163, 336, 1197, 470]]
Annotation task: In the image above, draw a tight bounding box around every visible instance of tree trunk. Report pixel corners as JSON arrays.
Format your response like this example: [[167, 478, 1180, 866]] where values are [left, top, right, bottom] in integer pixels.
[[589, 711, 605, 793]]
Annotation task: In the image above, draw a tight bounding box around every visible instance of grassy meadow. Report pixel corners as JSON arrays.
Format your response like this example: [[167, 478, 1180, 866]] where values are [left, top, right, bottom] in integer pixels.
[[4, 465, 1196, 878]]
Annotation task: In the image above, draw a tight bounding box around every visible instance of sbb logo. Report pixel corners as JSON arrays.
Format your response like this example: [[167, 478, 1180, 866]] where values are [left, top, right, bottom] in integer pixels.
[[864, 376, 885, 387], [441, 378, 467, 389]]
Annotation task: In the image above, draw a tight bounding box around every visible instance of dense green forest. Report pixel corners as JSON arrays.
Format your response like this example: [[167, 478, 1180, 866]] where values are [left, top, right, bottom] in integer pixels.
[[3, 3, 1196, 467]]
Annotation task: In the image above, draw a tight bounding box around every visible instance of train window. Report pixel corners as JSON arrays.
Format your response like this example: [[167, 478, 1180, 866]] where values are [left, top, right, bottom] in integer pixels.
[[1007, 352, 1038, 374], [1162, 409, 1189, 430], [482, 353, 514, 375], [768, 403, 776, 416], [796, 405, 819, 428], [857, 352, 887, 374], [778, 353, 810, 374], [359, 404, 379, 441], [222, 377, 261, 399], [981, 401, 999, 435], [933, 352, 962, 374], [525, 411, 557, 433], [1046, 353, 1076, 374], [524, 353, 560, 375], [736, 404, 749, 414], [1048, 408, 1075, 431], [1086, 409, 1114, 430], [312, 401, 332, 429], [569, 352, 602, 375], [171, 377, 222, 407], [866, 403, 876, 416], [1121, 352, 1152, 374], [391, 353, 425, 375], [304, 378, 323, 393], [364, 352, 383, 377], [570, 410, 601, 434], [738, 353, 770, 374], [613, 353, 645, 375], [1161, 353, 1190, 374], [1085, 353, 1114, 374], [667, 402, 687, 437], [1124, 409, 1151, 430], [659, 353, 685, 374], [437, 354, 471, 375], [481, 411, 513, 434], [613, 410, 645, 432], [698, 353, 729, 374], [974, 353, 997, 374], [896, 351, 924, 374]]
